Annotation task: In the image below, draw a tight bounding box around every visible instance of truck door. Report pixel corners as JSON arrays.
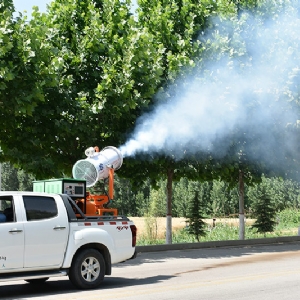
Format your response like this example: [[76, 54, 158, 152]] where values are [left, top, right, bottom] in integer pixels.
[[22, 195, 69, 269], [0, 196, 24, 271]]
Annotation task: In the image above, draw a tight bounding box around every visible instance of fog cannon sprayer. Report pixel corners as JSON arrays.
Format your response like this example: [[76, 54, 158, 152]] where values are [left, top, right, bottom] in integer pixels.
[[72, 146, 123, 187]]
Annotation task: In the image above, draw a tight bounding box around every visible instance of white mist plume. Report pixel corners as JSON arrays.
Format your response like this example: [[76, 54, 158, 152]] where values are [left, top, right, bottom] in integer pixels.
[[120, 4, 300, 165]]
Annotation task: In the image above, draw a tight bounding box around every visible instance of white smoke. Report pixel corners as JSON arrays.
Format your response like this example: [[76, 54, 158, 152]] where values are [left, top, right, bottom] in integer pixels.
[[120, 3, 300, 167]]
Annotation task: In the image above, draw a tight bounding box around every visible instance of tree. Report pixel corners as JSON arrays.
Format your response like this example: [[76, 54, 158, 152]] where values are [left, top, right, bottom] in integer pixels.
[[0, 0, 164, 178], [247, 175, 300, 211], [186, 190, 207, 242], [148, 179, 167, 217], [125, 0, 236, 244], [1, 163, 19, 191], [0, 0, 47, 120], [0, 2, 72, 176], [2, 0, 300, 246], [0, 162, 35, 191], [17, 168, 35, 191], [112, 176, 141, 216], [192, 0, 300, 239], [173, 177, 190, 217], [251, 186, 277, 236], [210, 179, 239, 217], [127, 0, 299, 243]]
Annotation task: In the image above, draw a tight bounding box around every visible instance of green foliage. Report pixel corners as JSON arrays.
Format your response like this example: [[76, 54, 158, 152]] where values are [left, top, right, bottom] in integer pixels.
[[148, 179, 166, 217], [79, 173, 300, 220], [137, 0, 219, 82], [17, 169, 34, 191], [1, 0, 164, 179], [191, 0, 300, 187], [1, 162, 35, 191], [173, 178, 213, 218], [210, 180, 241, 217], [173, 177, 193, 218], [124, 0, 239, 191], [111, 176, 138, 216], [247, 175, 300, 211], [1, 1, 300, 243], [186, 190, 207, 241], [251, 187, 277, 236], [137, 220, 297, 245], [0, 0, 290, 192], [276, 208, 300, 229], [1, 163, 18, 191]]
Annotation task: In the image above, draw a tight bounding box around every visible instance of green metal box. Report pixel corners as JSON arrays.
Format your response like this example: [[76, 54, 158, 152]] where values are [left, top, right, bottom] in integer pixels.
[[32, 178, 86, 199]]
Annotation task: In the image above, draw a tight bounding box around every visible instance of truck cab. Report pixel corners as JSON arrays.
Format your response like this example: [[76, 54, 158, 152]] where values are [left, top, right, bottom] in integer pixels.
[[0, 193, 69, 271], [0, 192, 136, 289]]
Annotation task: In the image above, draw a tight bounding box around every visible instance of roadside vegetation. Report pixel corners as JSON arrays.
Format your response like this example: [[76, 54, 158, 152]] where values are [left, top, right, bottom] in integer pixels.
[[2, 1, 300, 245], [2, 162, 300, 245], [137, 208, 300, 245]]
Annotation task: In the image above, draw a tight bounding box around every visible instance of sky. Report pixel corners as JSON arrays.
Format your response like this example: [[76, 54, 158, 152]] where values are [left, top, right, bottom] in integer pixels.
[[13, 0, 51, 14], [13, 0, 138, 15]]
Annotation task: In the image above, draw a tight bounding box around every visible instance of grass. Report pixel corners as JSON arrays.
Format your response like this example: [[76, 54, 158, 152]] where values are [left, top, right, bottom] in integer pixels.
[[136, 209, 300, 246]]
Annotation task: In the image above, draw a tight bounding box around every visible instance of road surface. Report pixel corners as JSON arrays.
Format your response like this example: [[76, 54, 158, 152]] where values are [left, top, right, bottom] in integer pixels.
[[1, 242, 299, 300]]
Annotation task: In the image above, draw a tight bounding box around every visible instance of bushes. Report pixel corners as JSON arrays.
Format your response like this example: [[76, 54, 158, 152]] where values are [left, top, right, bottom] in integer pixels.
[[276, 209, 300, 229], [135, 207, 300, 245]]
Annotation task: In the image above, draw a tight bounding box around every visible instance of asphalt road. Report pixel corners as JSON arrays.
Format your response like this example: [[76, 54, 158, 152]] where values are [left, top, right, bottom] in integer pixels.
[[1, 242, 299, 300]]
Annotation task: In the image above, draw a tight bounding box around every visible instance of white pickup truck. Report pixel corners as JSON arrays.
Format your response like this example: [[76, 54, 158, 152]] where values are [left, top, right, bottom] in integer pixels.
[[0, 191, 137, 289]]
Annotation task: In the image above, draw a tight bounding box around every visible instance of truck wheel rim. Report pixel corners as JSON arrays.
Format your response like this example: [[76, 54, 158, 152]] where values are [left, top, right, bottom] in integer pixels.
[[81, 256, 100, 282]]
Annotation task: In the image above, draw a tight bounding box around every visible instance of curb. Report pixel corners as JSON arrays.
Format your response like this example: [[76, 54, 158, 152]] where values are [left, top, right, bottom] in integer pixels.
[[136, 235, 300, 253]]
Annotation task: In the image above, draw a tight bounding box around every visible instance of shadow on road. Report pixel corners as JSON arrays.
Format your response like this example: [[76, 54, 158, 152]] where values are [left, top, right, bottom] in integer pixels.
[[1, 242, 299, 299], [0, 274, 175, 300]]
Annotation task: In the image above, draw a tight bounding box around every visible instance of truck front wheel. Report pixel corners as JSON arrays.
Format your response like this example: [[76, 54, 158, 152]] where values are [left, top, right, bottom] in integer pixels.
[[69, 249, 105, 289]]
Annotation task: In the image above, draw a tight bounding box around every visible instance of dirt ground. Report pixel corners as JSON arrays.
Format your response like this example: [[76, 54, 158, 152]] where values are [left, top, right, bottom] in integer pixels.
[[130, 217, 256, 239]]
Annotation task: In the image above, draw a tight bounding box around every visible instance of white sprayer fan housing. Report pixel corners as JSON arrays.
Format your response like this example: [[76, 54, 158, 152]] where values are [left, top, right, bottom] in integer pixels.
[[72, 146, 123, 187]]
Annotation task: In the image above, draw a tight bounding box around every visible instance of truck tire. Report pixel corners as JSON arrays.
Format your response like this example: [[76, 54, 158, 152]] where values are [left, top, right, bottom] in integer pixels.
[[69, 249, 105, 289]]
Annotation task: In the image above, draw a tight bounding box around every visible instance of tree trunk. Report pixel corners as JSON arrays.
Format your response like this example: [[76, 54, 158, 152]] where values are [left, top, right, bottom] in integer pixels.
[[166, 168, 174, 244], [239, 170, 245, 240]]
